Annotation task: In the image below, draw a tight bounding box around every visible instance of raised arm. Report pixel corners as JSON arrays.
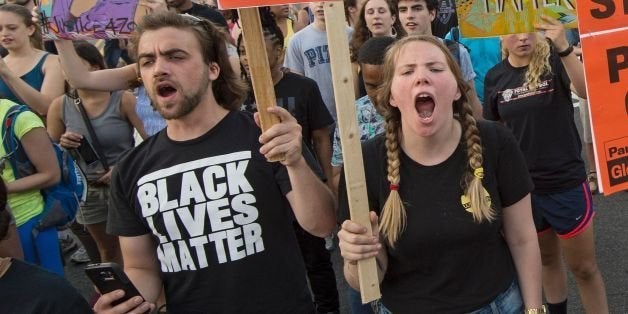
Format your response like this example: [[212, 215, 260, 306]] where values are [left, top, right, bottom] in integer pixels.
[[55, 40, 138, 91], [0, 55, 64, 115], [537, 15, 587, 98]]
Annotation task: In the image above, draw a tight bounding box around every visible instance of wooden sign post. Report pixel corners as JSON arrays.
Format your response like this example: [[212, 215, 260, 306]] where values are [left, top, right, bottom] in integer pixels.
[[237, 7, 283, 161], [220, 0, 381, 303], [324, 1, 381, 303]]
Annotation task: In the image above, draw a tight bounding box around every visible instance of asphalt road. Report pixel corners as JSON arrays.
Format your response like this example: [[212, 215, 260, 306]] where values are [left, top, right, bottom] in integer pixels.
[[63, 107, 628, 313]]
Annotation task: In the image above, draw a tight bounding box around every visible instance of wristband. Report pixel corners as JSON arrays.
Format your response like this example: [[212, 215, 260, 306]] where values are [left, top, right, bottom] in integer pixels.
[[557, 45, 574, 57], [525, 305, 548, 314]]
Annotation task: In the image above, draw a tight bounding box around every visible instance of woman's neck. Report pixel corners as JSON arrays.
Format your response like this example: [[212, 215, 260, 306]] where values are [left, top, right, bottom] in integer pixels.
[[6, 45, 38, 61], [400, 120, 462, 166], [76, 89, 111, 104], [507, 54, 531, 68]]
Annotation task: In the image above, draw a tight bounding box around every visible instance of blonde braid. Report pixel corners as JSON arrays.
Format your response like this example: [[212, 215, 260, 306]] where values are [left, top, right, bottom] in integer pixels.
[[379, 117, 407, 248], [525, 34, 552, 90], [459, 103, 495, 222]]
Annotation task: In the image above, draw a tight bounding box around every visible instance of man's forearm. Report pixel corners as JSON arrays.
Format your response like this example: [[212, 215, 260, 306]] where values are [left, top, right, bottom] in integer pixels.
[[125, 266, 163, 303], [287, 157, 336, 237]]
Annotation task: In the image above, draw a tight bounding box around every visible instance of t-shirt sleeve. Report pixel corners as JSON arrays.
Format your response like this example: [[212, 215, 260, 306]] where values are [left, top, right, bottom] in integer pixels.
[[459, 45, 477, 82], [307, 80, 334, 131], [14, 111, 44, 140], [107, 163, 151, 236], [284, 35, 304, 74], [494, 123, 534, 207], [483, 67, 501, 121]]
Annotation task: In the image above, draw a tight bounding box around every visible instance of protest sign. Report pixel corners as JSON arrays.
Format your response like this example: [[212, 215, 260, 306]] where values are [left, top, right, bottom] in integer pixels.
[[38, 0, 147, 40], [218, 0, 310, 9], [457, 0, 577, 37], [577, 0, 628, 195]]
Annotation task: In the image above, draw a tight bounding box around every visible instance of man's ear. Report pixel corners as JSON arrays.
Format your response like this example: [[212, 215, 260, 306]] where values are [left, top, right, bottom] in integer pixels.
[[208, 62, 220, 80], [429, 9, 436, 22]]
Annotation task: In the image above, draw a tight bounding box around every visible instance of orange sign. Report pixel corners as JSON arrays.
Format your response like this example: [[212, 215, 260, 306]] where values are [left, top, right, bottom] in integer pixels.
[[577, 0, 628, 195], [218, 0, 314, 9]]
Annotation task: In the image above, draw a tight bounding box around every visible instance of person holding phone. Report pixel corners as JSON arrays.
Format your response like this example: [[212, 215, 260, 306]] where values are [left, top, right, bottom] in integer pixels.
[[46, 42, 146, 266], [93, 12, 335, 314]]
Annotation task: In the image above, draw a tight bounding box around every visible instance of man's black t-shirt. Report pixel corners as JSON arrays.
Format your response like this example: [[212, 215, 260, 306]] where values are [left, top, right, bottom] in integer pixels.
[[483, 51, 586, 193], [0, 259, 92, 314], [107, 111, 314, 314], [182, 2, 228, 29], [339, 121, 533, 313], [243, 72, 334, 153]]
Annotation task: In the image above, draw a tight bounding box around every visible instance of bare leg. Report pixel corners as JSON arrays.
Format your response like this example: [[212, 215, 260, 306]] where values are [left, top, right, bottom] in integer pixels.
[[560, 225, 608, 313], [538, 231, 568, 304], [85, 222, 121, 265]]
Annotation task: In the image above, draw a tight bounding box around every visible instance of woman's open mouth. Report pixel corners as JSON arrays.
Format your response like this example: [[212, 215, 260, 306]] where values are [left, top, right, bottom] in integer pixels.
[[415, 93, 435, 120]]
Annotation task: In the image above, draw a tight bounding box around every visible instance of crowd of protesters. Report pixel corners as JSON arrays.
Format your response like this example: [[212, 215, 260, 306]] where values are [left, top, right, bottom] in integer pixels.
[[0, 0, 610, 313]]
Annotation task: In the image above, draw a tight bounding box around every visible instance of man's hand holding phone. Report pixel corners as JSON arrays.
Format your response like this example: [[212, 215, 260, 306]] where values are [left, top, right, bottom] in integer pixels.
[[87, 263, 155, 314], [93, 290, 154, 314]]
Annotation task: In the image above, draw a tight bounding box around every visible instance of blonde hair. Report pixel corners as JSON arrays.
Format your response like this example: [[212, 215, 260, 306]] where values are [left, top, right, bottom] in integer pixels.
[[375, 35, 494, 247], [502, 33, 552, 90]]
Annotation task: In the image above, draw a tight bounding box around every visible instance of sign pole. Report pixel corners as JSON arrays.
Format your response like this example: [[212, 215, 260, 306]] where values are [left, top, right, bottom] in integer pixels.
[[324, 1, 381, 303], [238, 7, 284, 162]]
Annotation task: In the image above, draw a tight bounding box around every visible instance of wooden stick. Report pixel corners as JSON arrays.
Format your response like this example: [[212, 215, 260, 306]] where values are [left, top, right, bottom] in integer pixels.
[[324, 1, 381, 304], [237, 8, 284, 162]]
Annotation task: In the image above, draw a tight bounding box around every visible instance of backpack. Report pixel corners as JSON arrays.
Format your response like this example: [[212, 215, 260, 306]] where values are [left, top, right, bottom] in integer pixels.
[[444, 38, 462, 67], [1, 104, 86, 233]]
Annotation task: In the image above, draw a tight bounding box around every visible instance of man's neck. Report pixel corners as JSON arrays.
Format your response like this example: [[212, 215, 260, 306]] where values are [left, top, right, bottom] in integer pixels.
[[312, 19, 326, 31], [166, 97, 230, 141]]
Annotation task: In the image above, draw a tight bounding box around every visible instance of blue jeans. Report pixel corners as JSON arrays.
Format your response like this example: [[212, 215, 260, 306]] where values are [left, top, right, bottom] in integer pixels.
[[374, 280, 523, 314], [348, 287, 375, 314]]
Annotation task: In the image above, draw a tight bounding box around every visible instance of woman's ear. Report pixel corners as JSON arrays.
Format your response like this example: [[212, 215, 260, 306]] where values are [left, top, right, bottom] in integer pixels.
[[27, 24, 36, 37]]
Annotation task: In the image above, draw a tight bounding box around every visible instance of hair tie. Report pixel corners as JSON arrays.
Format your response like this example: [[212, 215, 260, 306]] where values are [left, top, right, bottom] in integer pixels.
[[390, 184, 399, 191], [473, 167, 484, 179]]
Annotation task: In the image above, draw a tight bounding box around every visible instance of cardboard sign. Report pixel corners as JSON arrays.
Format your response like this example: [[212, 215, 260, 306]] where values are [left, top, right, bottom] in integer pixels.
[[218, 0, 312, 9], [577, 1, 628, 195], [457, 0, 578, 37], [38, 0, 148, 40]]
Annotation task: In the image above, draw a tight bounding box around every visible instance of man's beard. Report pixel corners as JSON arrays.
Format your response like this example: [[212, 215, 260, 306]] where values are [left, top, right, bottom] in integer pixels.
[[153, 71, 210, 120]]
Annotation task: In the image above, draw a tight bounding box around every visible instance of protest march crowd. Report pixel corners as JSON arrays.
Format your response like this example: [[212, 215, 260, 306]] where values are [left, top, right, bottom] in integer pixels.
[[0, 0, 614, 313]]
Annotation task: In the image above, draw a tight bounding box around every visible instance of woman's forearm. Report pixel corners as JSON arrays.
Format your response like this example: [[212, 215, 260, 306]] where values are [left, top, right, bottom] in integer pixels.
[[55, 40, 137, 91]]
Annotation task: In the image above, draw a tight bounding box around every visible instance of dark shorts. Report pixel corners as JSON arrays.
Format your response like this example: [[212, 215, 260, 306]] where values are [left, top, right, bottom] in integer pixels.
[[531, 181, 595, 239]]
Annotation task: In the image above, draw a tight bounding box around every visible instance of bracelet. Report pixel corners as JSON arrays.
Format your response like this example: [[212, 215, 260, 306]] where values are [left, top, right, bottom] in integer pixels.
[[525, 305, 548, 314], [557, 45, 574, 57]]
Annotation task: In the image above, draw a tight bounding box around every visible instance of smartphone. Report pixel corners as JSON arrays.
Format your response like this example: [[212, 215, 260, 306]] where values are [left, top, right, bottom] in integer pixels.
[[76, 137, 101, 167], [84, 263, 145, 307]]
